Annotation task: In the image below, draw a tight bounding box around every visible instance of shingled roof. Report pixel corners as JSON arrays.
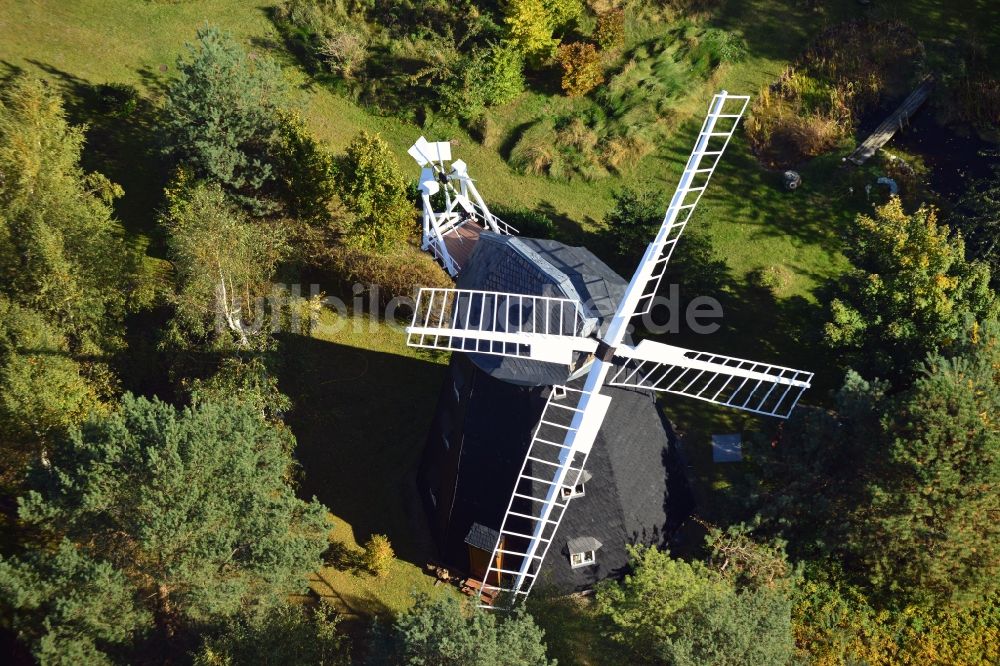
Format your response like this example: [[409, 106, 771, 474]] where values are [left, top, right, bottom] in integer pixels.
[[455, 233, 628, 387]]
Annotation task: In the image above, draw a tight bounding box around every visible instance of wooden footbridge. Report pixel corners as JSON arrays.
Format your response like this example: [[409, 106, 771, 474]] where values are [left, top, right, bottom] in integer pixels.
[[846, 76, 934, 165]]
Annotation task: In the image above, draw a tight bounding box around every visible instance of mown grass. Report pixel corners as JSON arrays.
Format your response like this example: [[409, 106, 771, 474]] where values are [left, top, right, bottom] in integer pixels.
[[276, 308, 457, 617]]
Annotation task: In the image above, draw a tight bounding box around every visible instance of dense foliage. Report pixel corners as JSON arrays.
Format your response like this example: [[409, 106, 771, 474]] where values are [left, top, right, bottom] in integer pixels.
[[823, 198, 996, 383], [334, 131, 414, 250], [2, 395, 331, 660], [596, 536, 796, 666], [193, 602, 349, 666], [368, 594, 554, 666], [0, 77, 137, 352], [165, 26, 336, 219], [165, 181, 288, 349], [952, 162, 1000, 283]]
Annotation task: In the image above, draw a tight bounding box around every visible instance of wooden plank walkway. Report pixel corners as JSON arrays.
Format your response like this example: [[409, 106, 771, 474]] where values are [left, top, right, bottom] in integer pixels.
[[846, 76, 934, 165], [442, 221, 484, 274]]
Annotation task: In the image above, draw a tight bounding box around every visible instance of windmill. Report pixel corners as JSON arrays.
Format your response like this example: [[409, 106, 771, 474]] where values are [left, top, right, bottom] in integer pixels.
[[404, 92, 813, 608], [408, 137, 519, 276]]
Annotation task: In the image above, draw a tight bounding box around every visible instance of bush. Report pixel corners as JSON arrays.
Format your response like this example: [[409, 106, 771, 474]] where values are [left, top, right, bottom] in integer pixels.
[[335, 131, 414, 251], [368, 594, 554, 665], [91, 82, 139, 117], [275, 111, 339, 223], [505, 0, 558, 62], [319, 25, 368, 77], [491, 205, 556, 238], [595, 8, 625, 50], [362, 534, 394, 577], [441, 41, 525, 121], [321, 244, 453, 308], [556, 42, 603, 97]]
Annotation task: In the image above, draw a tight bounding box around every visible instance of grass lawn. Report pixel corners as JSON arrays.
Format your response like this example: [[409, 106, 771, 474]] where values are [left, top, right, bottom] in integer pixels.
[[277, 308, 459, 618]]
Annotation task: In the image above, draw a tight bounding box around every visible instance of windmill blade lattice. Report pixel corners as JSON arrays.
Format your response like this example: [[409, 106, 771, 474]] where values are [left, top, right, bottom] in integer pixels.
[[610, 340, 813, 419], [619, 93, 750, 322], [477, 383, 611, 607], [406, 287, 597, 364]]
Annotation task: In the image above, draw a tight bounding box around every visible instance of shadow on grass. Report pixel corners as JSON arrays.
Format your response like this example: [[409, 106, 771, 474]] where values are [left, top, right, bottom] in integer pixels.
[[25, 59, 170, 253], [277, 332, 447, 565]]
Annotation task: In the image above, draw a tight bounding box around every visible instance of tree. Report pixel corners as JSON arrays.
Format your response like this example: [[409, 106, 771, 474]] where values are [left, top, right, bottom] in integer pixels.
[[823, 198, 997, 382], [165, 26, 288, 215], [595, 544, 795, 666], [18, 394, 331, 633], [275, 110, 339, 223], [188, 355, 292, 424], [0, 296, 101, 488], [193, 602, 349, 666], [368, 594, 554, 666], [505, 0, 558, 62], [165, 181, 288, 348], [861, 320, 1000, 607], [165, 26, 337, 220], [441, 42, 525, 121], [0, 76, 136, 352], [556, 42, 603, 97], [0, 539, 150, 665], [335, 131, 413, 251], [605, 186, 728, 301], [747, 371, 887, 563]]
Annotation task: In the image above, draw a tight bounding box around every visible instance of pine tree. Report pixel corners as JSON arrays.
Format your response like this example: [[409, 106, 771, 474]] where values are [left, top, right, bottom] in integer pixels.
[[863, 320, 1000, 606], [17, 395, 331, 634], [165, 27, 336, 221], [0, 539, 150, 664]]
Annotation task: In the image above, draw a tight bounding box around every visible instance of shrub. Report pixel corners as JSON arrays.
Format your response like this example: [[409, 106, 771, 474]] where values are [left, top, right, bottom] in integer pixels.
[[472, 113, 500, 149], [321, 244, 453, 308], [748, 265, 792, 296], [335, 131, 414, 251], [556, 42, 603, 97], [91, 82, 139, 117], [441, 41, 525, 121], [362, 534, 394, 577], [274, 111, 339, 223], [491, 205, 556, 238], [319, 26, 368, 77], [595, 8, 625, 50], [505, 0, 558, 62]]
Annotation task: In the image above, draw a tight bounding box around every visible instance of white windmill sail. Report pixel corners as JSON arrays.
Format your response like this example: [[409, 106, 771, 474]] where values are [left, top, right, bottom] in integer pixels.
[[406, 287, 597, 365], [610, 339, 813, 419], [402, 92, 812, 609]]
